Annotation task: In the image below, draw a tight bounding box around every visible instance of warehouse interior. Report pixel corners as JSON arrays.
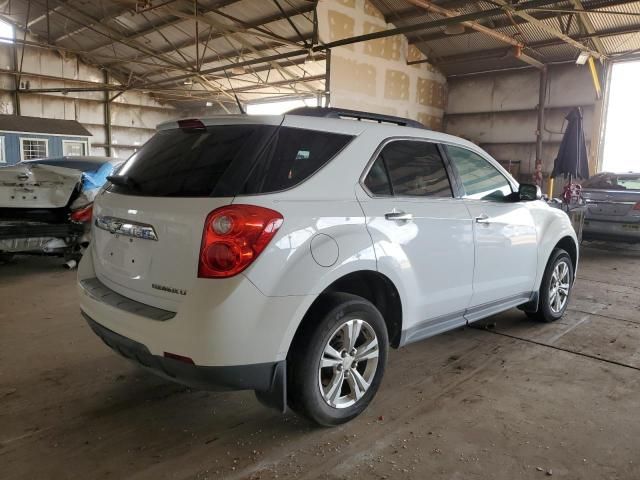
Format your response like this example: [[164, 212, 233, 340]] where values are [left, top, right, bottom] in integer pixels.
[[2, 0, 640, 478]]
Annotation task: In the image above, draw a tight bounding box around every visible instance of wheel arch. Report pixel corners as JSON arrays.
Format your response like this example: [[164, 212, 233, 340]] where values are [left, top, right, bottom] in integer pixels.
[[555, 235, 578, 277], [289, 270, 404, 352]]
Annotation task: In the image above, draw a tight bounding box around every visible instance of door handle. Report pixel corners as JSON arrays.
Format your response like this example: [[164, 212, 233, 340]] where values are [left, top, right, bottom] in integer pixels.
[[385, 211, 413, 221], [475, 213, 490, 224]]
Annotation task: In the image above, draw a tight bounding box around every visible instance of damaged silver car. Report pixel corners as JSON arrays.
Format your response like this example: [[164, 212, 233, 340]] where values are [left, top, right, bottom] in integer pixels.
[[0, 156, 122, 267]]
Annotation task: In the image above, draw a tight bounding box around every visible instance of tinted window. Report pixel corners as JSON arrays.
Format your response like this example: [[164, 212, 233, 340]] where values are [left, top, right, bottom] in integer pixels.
[[242, 127, 352, 194], [363, 157, 392, 195], [375, 141, 452, 197], [111, 125, 352, 197], [446, 145, 512, 200]]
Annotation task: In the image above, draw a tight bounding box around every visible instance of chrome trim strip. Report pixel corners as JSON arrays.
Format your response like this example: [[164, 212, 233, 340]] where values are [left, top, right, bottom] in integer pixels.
[[95, 215, 158, 241]]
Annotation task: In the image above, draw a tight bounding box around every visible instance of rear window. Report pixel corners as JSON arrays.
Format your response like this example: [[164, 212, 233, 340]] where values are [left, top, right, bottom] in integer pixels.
[[109, 125, 353, 197]]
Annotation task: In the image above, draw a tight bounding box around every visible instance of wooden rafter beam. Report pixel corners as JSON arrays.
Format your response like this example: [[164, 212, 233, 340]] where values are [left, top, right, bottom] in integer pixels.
[[491, 0, 604, 59], [434, 23, 640, 67], [568, 0, 606, 56], [401, 0, 630, 45]]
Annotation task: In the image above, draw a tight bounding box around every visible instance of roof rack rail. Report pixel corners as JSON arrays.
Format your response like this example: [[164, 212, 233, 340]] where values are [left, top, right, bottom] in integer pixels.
[[286, 107, 425, 129]]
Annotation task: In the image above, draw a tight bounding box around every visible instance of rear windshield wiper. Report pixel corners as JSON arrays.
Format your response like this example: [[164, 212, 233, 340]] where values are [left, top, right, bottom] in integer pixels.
[[107, 174, 139, 190]]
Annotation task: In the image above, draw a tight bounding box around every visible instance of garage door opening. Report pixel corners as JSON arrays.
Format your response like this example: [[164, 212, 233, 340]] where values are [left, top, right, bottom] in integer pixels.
[[602, 60, 640, 173]]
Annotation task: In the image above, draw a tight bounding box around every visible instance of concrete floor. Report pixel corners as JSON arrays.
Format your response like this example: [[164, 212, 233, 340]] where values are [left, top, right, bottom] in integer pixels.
[[1, 242, 640, 479]]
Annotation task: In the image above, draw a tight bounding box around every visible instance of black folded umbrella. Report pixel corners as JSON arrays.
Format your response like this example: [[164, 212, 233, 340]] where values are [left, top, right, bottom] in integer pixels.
[[552, 107, 590, 180]]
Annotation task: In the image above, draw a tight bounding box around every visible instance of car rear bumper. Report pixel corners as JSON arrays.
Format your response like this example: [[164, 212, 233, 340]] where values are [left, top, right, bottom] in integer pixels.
[[583, 219, 640, 242], [0, 220, 85, 253], [78, 246, 315, 365], [83, 311, 286, 410]]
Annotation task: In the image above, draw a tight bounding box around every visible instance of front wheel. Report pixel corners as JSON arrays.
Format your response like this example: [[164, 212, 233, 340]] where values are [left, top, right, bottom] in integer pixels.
[[527, 248, 574, 322], [288, 293, 388, 426]]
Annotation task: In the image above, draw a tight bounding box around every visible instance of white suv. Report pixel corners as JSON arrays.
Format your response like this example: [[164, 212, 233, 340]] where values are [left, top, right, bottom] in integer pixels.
[[78, 108, 578, 426]]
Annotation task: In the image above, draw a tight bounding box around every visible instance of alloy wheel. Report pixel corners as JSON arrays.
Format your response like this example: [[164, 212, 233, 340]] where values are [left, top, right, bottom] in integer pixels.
[[318, 319, 380, 409], [549, 260, 571, 314]]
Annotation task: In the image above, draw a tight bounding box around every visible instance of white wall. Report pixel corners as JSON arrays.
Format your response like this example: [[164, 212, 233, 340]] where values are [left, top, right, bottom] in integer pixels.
[[317, 0, 447, 130]]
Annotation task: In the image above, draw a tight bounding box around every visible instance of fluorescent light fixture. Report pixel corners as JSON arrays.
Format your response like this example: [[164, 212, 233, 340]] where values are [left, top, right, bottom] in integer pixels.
[[304, 49, 316, 65], [206, 101, 213, 107], [183, 78, 193, 85], [444, 24, 465, 35], [576, 51, 590, 65]]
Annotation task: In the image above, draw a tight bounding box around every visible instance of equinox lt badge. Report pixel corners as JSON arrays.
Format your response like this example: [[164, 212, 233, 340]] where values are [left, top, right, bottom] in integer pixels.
[[152, 284, 187, 296]]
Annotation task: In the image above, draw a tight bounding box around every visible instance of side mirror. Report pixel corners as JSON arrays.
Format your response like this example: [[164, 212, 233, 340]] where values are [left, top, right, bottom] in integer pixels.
[[519, 183, 542, 201]]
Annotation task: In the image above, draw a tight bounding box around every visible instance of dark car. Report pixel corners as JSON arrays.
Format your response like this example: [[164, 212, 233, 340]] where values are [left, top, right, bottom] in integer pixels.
[[582, 172, 640, 242]]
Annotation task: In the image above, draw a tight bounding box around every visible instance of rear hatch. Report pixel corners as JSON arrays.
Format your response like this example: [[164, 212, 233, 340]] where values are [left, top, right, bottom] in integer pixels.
[[91, 117, 280, 311], [91, 115, 355, 311], [583, 189, 640, 218], [0, 163, 82, 209]]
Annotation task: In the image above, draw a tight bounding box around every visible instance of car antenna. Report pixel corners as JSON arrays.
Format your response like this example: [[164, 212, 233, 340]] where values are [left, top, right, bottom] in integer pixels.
[[223, 69, 245, 114]]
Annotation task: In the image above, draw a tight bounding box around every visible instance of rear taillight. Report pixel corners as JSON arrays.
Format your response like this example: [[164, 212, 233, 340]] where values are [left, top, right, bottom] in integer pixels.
[[70, 204, 93, 223], [633, 201, 640, 211], [198, 205, 283, 278]]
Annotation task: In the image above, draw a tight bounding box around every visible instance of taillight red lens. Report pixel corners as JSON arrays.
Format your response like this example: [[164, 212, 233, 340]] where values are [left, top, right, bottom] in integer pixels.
[[633, 201, 640, 211], [70, 204, 93, 223], [198, 205, 283, 278]]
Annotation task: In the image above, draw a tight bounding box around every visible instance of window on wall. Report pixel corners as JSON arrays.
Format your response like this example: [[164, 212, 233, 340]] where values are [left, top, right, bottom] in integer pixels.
[[21, 138, 48, 160], [0, 137, 5, 163], [62, 140, 88, 156]]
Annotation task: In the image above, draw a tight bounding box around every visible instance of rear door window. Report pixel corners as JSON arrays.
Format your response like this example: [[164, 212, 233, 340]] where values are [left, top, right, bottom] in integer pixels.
[[363, 157, 392, 196], [363, 140, 452, 197], [110, 125, 353, 197]]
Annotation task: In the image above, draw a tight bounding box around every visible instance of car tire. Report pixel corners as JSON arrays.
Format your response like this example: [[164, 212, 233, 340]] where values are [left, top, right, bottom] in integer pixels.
[[527, 248, 574, 322], [287, 292, 388, 426]]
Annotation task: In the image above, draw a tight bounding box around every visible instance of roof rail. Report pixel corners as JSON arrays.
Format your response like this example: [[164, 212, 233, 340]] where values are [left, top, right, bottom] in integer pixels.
[[287, 107, 425, 129]]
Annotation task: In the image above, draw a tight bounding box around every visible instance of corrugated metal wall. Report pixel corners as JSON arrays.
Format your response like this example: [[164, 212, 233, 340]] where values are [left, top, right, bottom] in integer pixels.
[[0, 30, 179, 162]]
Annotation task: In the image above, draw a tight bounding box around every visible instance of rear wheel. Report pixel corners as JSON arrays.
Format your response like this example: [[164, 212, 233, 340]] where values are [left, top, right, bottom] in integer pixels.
[[288, 293, 388, 426], [527, 248, 573, 322]]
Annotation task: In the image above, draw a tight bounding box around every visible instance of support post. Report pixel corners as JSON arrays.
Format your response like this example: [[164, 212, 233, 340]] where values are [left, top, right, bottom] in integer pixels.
[[12, 45, 20, 115], [104, 71, 112, 157], [535, 67, 548, 188]]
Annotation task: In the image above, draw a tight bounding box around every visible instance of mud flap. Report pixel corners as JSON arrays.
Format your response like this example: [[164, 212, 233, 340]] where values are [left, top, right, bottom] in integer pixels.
[[517, 291, 540, 313], [255, 361, 287, 413]]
